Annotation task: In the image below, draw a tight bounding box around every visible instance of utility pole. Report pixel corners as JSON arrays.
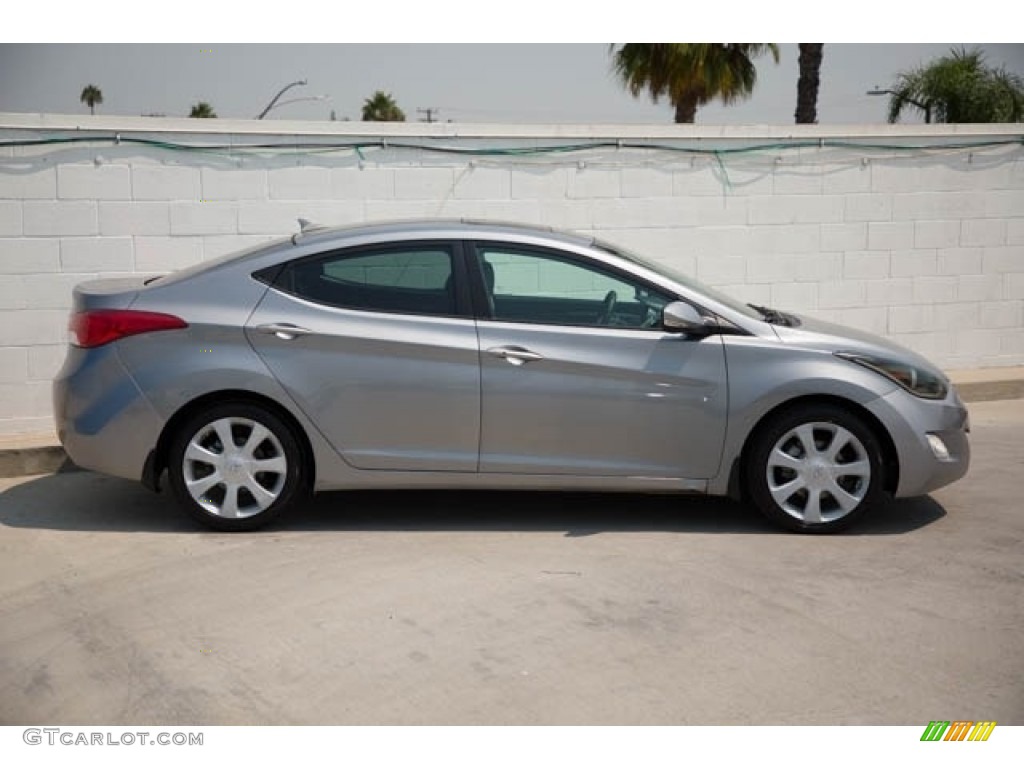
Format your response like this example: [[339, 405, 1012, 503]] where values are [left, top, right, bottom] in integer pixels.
[[417, 107, 440, 123]]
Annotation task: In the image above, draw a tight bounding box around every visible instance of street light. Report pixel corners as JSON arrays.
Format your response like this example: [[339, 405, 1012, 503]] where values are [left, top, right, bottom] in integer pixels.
[[866, 87, 932, 123], [256, 79, 308, 120], [263, 94, 332, 116]]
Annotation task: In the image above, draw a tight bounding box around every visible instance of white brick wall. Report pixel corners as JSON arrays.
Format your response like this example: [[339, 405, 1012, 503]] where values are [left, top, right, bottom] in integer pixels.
[[57, 164, 131, 200], [621, 168, 673, 198], [0, 238, 60, 275], [567, 167, 620, 199], [0, 346, 29, 382], [60, 237, 133, 272], [891, 249, 938, 277], [201, 168, 267, 200], [24, 201, 97, 236], [393, 168, 455, 200], [134, 236, 203, 272], [937, 247, 982, 276], [0, 116, 1022, 435], [268, 167, 332, 200], [98, 202, 169, 236], [1008, 219, 1024, 245], [771, 282, 818, 311], [331, 168, 393, 200], [0, 201, 21, 236], [962, 219, 1007, 247], [845, 194, 892, 222], [867, 221, 915, 251], [821, 223, 867, 252], [0, 168, 56, 198], [822, 164, 871, 194], [843, 251, 890, 280], [169, 201, 238, 235], [452, 167, 511, 200], [511, 168, 569, 199], [915, 221, 961, 249], [132, 165, 201, 201]]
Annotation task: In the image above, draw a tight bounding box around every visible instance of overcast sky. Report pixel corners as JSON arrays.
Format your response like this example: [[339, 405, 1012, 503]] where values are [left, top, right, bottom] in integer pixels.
[[1, 44, 1022, 125]]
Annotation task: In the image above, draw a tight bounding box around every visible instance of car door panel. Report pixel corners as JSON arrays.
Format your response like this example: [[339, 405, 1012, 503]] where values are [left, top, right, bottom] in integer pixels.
[[477, 322, 728, 477]]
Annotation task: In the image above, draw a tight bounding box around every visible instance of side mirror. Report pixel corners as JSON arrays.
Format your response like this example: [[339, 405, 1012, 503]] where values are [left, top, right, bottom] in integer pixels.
[[662, 301, 717, 336]]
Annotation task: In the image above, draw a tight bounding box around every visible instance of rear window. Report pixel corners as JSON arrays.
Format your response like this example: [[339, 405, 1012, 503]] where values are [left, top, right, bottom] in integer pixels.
[[274, 245, 457, 317]]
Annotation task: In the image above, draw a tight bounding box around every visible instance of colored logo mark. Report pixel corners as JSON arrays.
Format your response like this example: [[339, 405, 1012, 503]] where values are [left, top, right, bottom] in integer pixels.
[[920, 721, 996, 741]]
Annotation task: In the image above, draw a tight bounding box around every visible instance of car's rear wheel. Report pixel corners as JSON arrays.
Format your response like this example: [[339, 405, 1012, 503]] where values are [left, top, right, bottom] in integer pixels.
[[168, 401, 307, 531], [745, 403, 885, 533]]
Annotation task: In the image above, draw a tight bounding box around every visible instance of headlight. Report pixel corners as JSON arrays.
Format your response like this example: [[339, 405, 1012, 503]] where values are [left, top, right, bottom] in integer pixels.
[[835, 352, 948, 400]]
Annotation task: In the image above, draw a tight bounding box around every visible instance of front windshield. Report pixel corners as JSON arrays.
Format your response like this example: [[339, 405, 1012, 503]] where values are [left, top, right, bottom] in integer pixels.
[[594, 240, 763, 320]]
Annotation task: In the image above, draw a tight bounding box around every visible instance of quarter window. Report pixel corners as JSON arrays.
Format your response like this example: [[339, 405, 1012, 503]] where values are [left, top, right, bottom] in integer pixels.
[[279, 246, 456, 316]]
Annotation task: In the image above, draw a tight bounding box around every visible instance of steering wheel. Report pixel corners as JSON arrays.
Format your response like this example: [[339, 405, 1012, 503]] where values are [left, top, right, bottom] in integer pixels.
[[598, 290, 618, 325]]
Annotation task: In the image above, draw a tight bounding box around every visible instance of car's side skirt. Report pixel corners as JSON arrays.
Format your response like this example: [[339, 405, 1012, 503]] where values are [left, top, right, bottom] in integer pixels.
[[313, 472, 707, 494]]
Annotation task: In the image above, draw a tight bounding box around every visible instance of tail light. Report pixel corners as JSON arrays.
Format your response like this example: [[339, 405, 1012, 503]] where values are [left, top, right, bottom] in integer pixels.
[[69, 309, 188, 348]]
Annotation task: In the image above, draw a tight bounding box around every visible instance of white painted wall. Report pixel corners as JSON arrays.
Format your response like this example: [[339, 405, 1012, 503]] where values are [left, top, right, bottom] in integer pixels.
[[1, 114, 1023, 436]]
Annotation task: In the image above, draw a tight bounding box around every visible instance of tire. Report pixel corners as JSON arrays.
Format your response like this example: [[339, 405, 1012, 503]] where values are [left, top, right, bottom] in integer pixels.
[[167, 401, 307, 531], [744, 403, 886, 534]]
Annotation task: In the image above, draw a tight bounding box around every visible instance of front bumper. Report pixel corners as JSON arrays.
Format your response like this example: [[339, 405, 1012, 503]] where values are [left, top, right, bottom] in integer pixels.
[[866, 385, 970, 498], [53, 344, 163, 483]]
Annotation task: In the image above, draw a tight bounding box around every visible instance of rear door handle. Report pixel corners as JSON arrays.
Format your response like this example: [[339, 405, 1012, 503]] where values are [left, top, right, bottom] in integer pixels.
[[256, 323, 313, 340], [487, 345, 544, 366]]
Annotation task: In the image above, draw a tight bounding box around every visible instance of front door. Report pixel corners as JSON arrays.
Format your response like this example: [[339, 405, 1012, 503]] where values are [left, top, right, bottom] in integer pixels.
[[472, 244, 728, 478]]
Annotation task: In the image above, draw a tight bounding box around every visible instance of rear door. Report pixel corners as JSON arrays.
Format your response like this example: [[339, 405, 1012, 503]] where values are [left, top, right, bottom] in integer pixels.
[[247, 241, 481, 472], [471, 243, 728, 478]]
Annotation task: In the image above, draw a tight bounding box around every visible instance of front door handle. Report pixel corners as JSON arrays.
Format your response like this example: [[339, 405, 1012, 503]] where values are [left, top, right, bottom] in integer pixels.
[[487, 345, 544, 366], [256, 323, 313, 341]]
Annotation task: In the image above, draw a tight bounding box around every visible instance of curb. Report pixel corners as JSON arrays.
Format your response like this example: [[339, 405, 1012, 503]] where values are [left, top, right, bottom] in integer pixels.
[[1, 380, 1021, 480], [0, 447, 74, 479], [953, 379, 1024, 404]]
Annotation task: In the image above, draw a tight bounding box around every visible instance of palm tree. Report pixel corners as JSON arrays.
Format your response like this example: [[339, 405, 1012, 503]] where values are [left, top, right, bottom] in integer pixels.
[[612, 44, 779, 123], [885, 46, 1024, 123], [361, 91, 405, 122], [189, 102, 217, 118], [795, 44, 824, 124], [80, 84, 103, 115]]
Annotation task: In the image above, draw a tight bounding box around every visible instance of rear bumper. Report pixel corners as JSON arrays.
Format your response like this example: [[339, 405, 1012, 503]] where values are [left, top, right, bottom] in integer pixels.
[[866, 385, 970, 498], [53, 344, 163, 483]]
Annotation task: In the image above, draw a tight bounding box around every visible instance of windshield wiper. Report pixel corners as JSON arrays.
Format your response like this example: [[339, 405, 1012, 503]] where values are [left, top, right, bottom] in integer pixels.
[[748, 303, 799, 326]]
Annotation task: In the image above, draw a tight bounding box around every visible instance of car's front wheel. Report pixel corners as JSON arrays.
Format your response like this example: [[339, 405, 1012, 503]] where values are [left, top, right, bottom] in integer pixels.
[[745, 403, 885, 533], [167, 401, 307, 531]]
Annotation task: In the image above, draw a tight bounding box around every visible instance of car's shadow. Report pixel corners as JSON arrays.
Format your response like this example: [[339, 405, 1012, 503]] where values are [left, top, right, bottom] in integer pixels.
[[0, 469, 947, 536]]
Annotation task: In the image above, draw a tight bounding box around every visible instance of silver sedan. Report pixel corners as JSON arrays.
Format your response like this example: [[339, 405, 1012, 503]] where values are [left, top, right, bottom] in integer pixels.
[[53, 220, 970, 533]]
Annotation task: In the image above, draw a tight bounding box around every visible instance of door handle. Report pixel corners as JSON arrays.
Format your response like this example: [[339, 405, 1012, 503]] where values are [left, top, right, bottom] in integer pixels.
[[487, 345, 544, 366], [256, 323, 313, 340]]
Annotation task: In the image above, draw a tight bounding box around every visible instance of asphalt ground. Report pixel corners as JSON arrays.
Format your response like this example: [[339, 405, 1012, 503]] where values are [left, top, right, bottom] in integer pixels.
[[0, 399, 1021, 725]]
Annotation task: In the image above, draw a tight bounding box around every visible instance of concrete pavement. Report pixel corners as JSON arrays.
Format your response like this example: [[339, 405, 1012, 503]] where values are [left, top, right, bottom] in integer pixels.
[[0, 399, 1022, 725]]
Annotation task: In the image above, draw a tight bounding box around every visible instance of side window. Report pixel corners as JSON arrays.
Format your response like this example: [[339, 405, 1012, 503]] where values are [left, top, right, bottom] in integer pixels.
[[477, 247, 671, 329], [279, 246, 456, 316]]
